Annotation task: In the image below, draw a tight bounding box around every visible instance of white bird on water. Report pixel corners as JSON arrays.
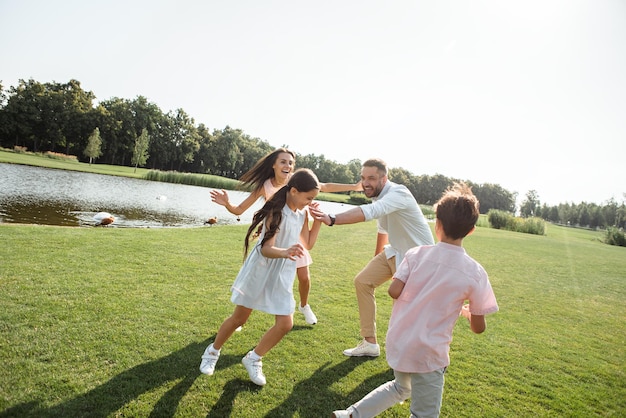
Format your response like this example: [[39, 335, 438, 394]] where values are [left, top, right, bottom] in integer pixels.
[[93, 212, 115, 226]]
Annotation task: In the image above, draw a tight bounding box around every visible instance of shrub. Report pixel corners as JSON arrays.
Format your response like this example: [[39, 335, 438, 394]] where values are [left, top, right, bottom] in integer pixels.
[[476, 214, 490, 228], [517, 217, 546, 235], [347, 192, 370, 205], [605, 227, 626, 247], [420, 204, 435, 220], [42, 151, 78, 162], [145, 170, 242, 190], [487, 210, 546, 235], [488, 209, 512, 229]]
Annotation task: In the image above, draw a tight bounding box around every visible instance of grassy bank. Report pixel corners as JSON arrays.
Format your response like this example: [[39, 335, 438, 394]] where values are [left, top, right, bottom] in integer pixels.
[[1, 221, 624, 417]]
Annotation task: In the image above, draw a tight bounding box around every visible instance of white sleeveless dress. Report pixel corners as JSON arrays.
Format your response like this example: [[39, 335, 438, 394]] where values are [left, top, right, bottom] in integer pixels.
[[262, 179, 312, 268], [230, 204, 305, 315]]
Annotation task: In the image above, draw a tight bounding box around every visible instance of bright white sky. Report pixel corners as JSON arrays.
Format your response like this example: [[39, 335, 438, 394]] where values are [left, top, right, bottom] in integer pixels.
[[1, 0, 625, 206]]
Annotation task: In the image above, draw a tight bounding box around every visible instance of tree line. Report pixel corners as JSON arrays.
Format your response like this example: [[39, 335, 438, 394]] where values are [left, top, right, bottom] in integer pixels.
[[1, 78, 623, 228], [518, 190, 624, 230]]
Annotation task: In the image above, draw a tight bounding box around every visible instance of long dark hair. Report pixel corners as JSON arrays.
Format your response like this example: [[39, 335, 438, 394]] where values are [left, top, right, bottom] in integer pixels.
[[243, 168, 319, 259], [239, 148, 296, 195]]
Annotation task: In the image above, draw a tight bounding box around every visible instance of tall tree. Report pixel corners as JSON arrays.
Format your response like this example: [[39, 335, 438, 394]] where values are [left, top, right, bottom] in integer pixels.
[[132, 128, 150, 172], [187, 123, 216, 174], [52, 79, 96, 156], [472, 183, 517, 214], [0, 79, 46, 151], [520, 190, 540, 218], [97, 97, 135, 165], [84, 127, 102, 165], [210, 126, 244, 177]]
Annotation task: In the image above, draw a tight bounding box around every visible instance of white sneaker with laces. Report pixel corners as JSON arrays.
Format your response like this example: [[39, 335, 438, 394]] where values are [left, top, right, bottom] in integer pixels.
[[332, 409, 352, 417], [199, 345, 220, 375], [298, 304, 318, 325], [242, 353, 266, 386], [343, 339, 380, 357]]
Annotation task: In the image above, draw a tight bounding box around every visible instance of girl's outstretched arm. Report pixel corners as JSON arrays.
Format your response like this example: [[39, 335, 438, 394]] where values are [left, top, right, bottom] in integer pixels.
[[210, 188, 263, 216], [301, 203, 323, 250], [300, 209, 322, 250]]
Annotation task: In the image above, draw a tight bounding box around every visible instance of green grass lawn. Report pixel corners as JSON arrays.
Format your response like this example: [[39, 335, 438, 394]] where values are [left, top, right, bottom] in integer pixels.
[[0, 148, 152, 179], [1, 220, 624, 417]]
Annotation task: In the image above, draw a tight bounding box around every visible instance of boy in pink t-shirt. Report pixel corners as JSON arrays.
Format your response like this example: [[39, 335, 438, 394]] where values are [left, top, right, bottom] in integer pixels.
[[333, 182, 499, 418]]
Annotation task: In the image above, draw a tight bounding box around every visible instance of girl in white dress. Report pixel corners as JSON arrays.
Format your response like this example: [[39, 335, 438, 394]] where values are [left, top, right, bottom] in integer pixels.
[[200, 168, 326, 386], [210, 148, 362, 325]]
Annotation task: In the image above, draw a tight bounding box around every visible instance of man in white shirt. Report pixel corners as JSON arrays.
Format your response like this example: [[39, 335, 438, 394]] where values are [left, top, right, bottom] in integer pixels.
[[313, 158, 435, 356]]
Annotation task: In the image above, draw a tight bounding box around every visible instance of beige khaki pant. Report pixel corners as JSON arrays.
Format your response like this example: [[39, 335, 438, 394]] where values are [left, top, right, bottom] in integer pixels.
[[354, 251, 396, 339]]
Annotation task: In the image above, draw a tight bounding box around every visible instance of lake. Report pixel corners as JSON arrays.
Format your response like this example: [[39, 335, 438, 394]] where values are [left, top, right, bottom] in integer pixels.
[[0, 163, 354, 228]]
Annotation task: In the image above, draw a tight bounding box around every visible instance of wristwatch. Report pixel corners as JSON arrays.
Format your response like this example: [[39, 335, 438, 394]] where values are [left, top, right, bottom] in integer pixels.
[[328, 214, 336, 226]]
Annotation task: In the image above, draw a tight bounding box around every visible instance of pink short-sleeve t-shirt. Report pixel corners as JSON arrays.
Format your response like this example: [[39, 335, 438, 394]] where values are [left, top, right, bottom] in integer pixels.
[[386, 242, 498, 373]]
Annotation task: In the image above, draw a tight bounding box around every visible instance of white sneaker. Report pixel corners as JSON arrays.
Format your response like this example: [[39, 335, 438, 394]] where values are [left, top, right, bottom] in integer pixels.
[[343, 339, 380, 357], [199, 345, 220, 375], [235, 325, 243, 332], [332, 410, 351, 418], [242, 353, 266, 386], [298, 304, 317, 325]]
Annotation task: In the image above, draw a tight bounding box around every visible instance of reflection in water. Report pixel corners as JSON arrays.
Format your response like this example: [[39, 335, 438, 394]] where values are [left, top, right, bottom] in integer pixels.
[[0, 163, 353, 228]]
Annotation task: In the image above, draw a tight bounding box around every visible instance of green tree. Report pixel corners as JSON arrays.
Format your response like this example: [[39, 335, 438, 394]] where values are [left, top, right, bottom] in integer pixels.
[[472, 183, 517, 214], [186, 123, 215, 173], [169, 109, 200, 171], [210, 126, 245, 177], [345, 159, 362, 183], [132, 128, 150, 172], [98, 97, 137, 165], [236, 135, 273, 178], [520, 190, 540, 218], [0, 81, 6, 107], [617, 194, 626, 229], [84, 127, 102, 165], [1, 79, 46, 151], [53, 79, 96, 156]]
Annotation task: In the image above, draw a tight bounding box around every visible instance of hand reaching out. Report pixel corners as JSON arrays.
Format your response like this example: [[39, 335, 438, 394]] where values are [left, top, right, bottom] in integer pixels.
[[210, 189, 229, 206]]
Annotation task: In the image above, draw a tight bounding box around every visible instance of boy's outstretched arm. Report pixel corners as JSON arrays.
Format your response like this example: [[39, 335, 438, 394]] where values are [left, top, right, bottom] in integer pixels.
[[460, 304, 486, 334]]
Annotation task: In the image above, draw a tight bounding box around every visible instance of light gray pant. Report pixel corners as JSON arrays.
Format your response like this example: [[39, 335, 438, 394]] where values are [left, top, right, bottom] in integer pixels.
[[347, 368, 445, 418]]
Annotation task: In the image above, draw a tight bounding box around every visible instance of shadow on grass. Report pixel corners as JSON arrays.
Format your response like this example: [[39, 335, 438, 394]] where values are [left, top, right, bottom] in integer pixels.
[[262, 357, 394, 417], [1, 331, 392, 418], [0, 337, 228, 418]]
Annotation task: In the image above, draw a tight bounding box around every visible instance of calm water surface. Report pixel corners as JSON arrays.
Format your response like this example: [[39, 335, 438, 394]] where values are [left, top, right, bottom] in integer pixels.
[[0, 163, 353, 228]]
